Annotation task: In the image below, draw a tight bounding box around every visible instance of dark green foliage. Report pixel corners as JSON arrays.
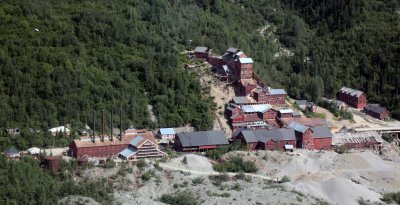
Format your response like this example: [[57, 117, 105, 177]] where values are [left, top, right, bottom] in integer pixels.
[[213, 156, 258, 173], [191, 177, 205, 186], [206, 142, 246, 160], [0, 156, 113, 205], [336, 145, 348, 154], [160, 191, 199, 205], [381, 192, 400, 204], [0, 0, 217, 131], [234, 172, 252, 182], [318, 101, 353, 120], [209, 173, 230, 184], [136, 159, 147, 169], [0, 0, 397, 140], [382, 134, 395, 143], [102, 160, 116, 169], [278, 0, 400, 116], [280, 175, 291, 183], [141, 170, 155, 181], [0, 128, 78, 151]]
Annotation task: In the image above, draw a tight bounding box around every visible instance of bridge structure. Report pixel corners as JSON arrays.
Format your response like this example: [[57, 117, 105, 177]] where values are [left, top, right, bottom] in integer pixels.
[[352, 127, 400, 141]]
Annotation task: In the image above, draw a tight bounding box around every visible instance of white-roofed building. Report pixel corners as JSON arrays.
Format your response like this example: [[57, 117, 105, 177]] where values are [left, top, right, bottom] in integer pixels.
[[49, 126, 70, 136]]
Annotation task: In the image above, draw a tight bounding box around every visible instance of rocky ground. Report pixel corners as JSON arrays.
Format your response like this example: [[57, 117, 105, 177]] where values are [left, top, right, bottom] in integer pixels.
[[65, 146, 400, 205]]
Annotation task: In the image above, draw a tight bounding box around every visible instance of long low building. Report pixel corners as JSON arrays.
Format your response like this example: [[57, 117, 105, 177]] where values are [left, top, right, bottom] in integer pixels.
[[332, 131, 383, 150], [69, 129, 165, 158], [174, 130, 229, 152]]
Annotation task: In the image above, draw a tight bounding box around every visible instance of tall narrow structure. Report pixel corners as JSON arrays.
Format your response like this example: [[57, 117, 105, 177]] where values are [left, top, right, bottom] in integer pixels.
[[101, 110, 105, 142], [92, 110, 96, 142], [110, 110, 113, 141], [119, 108, 123, 140]]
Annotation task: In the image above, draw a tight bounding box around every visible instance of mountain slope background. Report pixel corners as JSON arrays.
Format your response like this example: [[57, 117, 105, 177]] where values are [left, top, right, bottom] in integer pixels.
[[0, 0, 399, 133]]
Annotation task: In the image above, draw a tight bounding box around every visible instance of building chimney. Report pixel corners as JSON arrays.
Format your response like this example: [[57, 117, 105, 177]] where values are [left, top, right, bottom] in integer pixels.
[[110, 109, 113, 141], [101, 110, 105, 142], [92, 110, 96, 143], [120, 108, 123, 140]]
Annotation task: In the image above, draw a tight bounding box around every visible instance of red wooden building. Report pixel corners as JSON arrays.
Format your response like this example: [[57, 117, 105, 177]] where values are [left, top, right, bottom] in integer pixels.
[[288, 122, 332, 150], [364, 104, 390, 120], [69, 129, 158, 158], [235, 58, 254, 80], [194, 46, 212, 60], [336, 87, 367, 109], [251, 86, 287, 105], [234, 128, 297, 151]]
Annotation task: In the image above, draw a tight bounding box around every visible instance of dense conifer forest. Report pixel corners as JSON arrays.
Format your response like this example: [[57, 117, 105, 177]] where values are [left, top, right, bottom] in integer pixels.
[[0, 0, 399, 133], [0, 1, 399, 204]]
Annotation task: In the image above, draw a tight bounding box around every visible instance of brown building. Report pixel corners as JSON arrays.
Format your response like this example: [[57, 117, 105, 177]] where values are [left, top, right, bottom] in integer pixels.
[[234, 128, 297, 151], [175, 130, 229, 152], [69, 129, 159, 158], [364, 104, 390, 120], [251, 86, 287, 105], [336, 87, 367, 109], [235, 58, 254, 80], [194, 46, 212, 59]]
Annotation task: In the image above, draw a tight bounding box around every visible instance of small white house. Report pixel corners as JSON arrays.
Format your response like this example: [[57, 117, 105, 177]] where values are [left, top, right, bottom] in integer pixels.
[[48, 126, 70, 136], [159, 128, 176, 144]]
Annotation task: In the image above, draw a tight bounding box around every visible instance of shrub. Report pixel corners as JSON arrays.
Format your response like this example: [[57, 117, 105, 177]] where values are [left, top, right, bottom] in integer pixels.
[[209, 173, 229, 186], [136, 159, 147, 169], [280, 175, 291, 183], [141, 170, 155, 181], [191, 177, 205, 186], [381, 192, 400, 204], [102, 160, 115, 169], [336, 145, 348, 154], [231, 183, 242, 191], [382, 134, 395, 143], [213, 156, 258, 173], [182, 156, 187, 164], [234, 172, 252, 182], [160, 191, 199, 205]]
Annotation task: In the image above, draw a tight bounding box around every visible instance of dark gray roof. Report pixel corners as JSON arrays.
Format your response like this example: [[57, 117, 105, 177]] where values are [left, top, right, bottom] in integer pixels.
[[295, 100, 307, 106], [195, 46, 208, 53], [335, 100, 346, 107], [226, 47, 240, 53], [311, 126, 332, 138], [177, 131, 228, 147], [287, 122, 309, 133], [253, 128, 296, 143], [365, 104, 387, 114], [233, 96, 249, 104], [241, 130, 258, 143]]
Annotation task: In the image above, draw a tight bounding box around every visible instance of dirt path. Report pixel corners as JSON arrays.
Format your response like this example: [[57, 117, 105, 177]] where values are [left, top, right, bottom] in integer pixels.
[[159, 162, 275, 181], [192, 62, 235, 137]]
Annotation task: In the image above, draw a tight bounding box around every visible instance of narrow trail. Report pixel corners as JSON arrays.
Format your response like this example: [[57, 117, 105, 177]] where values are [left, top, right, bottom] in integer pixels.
[[159, 163, 276, 181]]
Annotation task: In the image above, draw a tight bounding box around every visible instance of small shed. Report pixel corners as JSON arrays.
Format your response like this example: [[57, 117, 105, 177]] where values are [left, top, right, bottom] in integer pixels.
[[44, 156, 61, 172], [4, 147, 20, 158], [284, 144, 294, 152], [364, 104, 390, 120], [159, 128, 176, 144], [294, 100, 307, 110]]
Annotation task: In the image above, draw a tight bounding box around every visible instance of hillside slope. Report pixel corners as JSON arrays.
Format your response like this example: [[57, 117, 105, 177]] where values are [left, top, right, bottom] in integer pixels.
[[0, 0, 398, 132]]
